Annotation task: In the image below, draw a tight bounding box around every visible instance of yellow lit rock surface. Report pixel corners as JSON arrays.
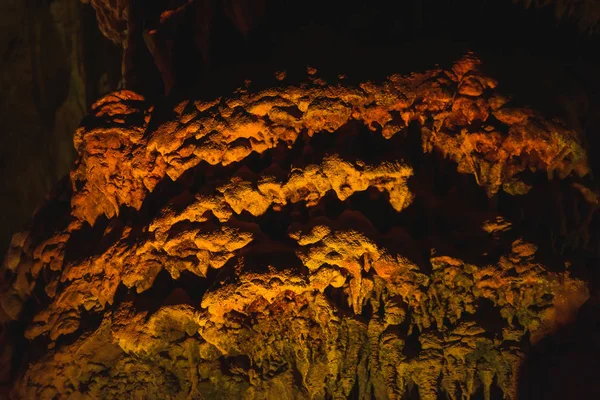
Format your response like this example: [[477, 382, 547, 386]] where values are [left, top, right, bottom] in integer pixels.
[[0, 55, 595, 399]]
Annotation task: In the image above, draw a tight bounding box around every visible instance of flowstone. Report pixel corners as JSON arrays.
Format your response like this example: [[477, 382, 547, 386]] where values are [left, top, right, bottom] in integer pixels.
[[0, 55, 596, 399]]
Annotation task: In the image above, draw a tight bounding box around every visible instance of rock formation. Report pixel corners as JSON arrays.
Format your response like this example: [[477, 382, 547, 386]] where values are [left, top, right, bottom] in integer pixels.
[[0, 55, 598, 399]]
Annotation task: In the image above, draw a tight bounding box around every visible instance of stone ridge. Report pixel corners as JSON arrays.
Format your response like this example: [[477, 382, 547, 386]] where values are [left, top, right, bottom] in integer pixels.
[[0, 55, 594, 399], [69, 54, 588, 225]]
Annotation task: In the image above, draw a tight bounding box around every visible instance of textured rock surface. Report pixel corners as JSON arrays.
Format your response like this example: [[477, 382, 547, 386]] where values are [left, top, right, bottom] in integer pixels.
[[1, 55, 598, 399]]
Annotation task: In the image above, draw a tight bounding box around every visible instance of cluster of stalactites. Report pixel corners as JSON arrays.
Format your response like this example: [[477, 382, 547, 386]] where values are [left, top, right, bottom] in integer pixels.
[[0, 55, 593, 399]]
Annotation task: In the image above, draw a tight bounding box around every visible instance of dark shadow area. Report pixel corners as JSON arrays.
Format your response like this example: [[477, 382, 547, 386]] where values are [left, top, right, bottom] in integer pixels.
[[324, 284, 353, 315], [171, 0, 600, 112], [471, 298, 506, 340], [26, 175, 73, 246], [497, 173, 599, 280], [471, 382, 504, 400], [402, 328, 422, 359], [128, 267, 216, 315], [517, 297, 600, 399], [0, 0, 122, 259], [401, 383, 421, 400], [63, 214, 110, 264]]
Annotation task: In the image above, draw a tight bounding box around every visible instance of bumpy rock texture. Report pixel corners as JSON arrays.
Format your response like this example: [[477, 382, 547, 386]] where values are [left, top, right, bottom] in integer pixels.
[[1, 55, 598, 399]]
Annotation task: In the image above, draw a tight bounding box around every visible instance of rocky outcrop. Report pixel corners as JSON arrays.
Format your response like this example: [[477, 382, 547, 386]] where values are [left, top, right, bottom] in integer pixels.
[[0, 55, 597, 399], [69, 55, 588, 225]]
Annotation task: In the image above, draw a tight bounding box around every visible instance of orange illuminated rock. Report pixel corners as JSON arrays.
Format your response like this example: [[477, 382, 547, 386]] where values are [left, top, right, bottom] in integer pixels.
[[68, 54, 589, 226], [0, 55, 596, 399]]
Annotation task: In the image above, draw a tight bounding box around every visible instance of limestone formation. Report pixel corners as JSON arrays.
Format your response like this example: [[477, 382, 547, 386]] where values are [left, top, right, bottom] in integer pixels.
[[0, 55, 596, 399]]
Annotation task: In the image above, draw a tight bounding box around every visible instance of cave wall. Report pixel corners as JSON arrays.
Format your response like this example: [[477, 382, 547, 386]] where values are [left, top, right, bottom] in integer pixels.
[[1, 0, 599, 259], [1, 53, 599, 399], [0, 0, 120, 258], [1, 1, 600, 398]]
